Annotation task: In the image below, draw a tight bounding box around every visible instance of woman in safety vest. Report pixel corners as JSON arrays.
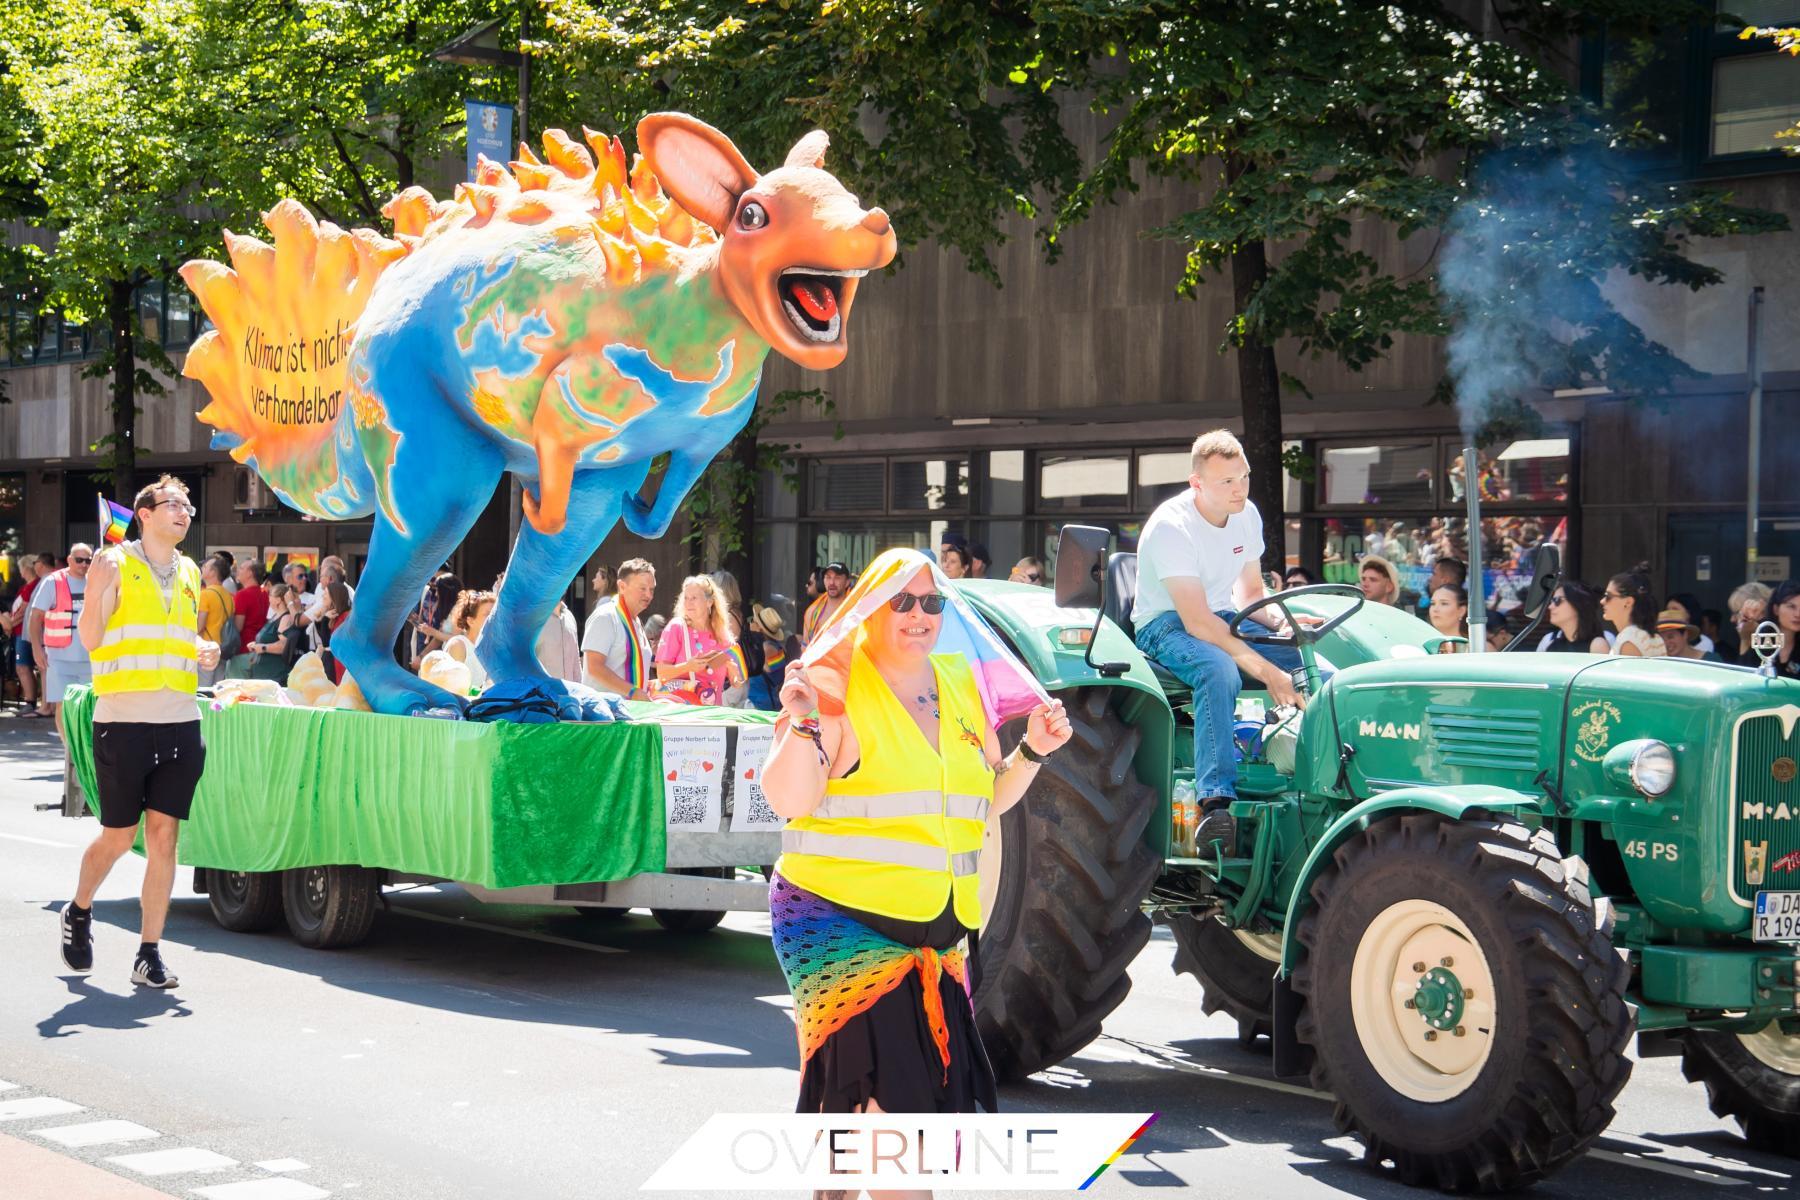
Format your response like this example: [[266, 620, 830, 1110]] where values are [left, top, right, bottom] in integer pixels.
[[761, 548, 1072, 1128]]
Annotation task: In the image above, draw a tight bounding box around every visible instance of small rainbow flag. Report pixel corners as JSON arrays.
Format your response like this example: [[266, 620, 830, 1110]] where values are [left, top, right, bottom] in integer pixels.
[[725, 643, 748, 685], [97, 495, 133, 545]]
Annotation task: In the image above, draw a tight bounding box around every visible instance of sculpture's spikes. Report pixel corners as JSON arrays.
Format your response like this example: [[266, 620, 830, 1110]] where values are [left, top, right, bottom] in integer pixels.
[[512, 161, 554, 191], [629, 154, 661, 201], [542, 128, 594, 177], [515, 141, 542, 166]]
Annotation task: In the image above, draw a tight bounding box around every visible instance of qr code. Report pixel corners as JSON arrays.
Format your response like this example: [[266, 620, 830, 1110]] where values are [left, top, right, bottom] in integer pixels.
[[669, 784, 710, 825], [741, 779, 778, 827]]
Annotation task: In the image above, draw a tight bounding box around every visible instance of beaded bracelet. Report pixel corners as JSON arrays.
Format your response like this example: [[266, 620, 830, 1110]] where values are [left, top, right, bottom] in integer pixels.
[[787, 715, 828, 767]]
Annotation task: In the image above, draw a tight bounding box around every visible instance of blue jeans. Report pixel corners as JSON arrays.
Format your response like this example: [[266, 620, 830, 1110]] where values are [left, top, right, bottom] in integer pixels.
[[1135, 610, 1303, 800]]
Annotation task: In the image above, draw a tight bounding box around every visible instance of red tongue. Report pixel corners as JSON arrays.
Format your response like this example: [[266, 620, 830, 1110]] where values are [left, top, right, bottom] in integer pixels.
[[791, 278, 837, 322]]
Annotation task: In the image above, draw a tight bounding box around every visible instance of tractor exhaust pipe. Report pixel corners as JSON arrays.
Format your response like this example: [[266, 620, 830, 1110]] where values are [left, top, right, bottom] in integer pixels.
[[1465, 443, 1486, 653]]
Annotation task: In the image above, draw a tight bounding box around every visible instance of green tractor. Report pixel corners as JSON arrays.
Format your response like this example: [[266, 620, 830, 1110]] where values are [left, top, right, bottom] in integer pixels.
[[959, 525, 1800, 1192]]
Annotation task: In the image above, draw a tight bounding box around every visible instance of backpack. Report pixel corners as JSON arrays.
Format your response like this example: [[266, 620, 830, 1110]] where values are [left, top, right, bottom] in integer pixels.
[[206, 585, 241, 657]]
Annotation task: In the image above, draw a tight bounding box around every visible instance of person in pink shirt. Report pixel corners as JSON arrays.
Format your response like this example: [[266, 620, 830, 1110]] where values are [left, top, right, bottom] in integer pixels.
[[654, 575, 744, 706]]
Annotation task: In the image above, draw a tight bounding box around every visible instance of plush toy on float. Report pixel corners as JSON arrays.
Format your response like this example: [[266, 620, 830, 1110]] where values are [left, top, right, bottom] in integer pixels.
[[179, 113, 896, 718]]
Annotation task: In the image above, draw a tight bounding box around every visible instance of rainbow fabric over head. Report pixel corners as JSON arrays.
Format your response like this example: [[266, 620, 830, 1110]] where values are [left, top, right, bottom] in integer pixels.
[[798, 547, 1048, 728], [97, 496, 133, 545]]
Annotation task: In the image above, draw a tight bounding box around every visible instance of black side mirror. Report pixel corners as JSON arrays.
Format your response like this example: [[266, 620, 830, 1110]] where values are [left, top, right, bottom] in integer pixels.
[[1054, 525, 1110, 610], [1519, 543, 1561, 620]]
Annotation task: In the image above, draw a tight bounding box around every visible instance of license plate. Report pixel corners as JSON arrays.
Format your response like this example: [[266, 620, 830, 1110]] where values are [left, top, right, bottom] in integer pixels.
[[1754, 891, 1800, 942]]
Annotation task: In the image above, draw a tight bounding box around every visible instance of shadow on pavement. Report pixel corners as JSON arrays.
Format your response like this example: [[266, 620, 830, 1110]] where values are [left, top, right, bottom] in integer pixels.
[[37, 974, 194, 1038], [1025, 1030, 1800, 1197], [55, 891, 795, 1073]]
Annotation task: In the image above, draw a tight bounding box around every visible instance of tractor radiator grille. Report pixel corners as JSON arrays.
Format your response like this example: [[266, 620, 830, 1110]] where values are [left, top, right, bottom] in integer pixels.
[[1425, 704, 1543, 773], [1733, 712, 1800, 903]]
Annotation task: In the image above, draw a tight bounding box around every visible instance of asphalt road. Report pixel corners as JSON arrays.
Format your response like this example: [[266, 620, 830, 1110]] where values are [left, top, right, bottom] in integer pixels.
[[0, 712, 1793, 1200]]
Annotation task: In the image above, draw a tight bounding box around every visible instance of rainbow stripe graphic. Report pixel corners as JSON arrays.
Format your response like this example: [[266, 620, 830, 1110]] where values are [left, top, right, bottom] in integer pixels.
[[724, 643, 748, 686], [1078, 1112, 1160, 1190], [97, 495, 133, 545]]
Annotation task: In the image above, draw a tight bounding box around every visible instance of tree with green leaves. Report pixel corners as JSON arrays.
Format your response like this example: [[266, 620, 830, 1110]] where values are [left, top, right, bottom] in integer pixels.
[[549, 0, 1783, 571]]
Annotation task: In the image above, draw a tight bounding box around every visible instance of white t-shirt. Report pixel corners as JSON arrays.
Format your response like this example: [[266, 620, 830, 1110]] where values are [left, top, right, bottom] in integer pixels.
[[581, 597, 640, 688], [1133, 492, 1265, 623]]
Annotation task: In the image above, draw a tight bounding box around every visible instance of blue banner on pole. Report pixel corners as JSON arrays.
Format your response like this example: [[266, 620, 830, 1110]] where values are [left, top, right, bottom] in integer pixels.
[[465, 100, 514, 181]]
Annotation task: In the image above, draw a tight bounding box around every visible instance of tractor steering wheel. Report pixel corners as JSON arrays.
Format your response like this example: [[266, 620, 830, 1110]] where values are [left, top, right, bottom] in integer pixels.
[[1229, 583, 1365, 647]]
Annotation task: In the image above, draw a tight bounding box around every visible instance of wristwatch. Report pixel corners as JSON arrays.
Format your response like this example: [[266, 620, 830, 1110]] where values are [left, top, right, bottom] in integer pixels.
[[1019, 740, 1053, 764]]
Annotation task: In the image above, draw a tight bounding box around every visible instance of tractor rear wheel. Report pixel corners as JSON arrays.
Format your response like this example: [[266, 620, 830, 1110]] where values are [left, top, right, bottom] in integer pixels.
[[1168, 914, 1278, 1048], [1292, 813, 1632, 1192], [972, 688, 1161, 1080], [1680, 1023, 1800, 1155]]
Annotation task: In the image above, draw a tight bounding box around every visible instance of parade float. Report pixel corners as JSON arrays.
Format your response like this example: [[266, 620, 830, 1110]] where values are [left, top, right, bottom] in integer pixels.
[[64, 112, 895, 937]]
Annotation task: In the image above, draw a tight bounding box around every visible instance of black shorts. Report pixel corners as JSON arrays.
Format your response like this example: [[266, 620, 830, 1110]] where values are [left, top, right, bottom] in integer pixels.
[[93, 721, 206, 829]]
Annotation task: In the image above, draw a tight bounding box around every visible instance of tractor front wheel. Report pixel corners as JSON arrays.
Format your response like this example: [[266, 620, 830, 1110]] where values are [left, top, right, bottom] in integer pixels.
[[972, 688, 1161, 1080], [1680, 1023, 1800, 1155], [1293, 813, 1632, 1191]]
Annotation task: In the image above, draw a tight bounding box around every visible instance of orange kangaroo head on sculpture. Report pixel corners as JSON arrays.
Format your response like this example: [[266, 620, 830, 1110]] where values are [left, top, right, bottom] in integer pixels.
[[638, 114, 897, 371]]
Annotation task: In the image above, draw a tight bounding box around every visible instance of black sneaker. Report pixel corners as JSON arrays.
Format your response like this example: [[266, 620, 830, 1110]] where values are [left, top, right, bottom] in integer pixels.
[[60, 903, 93, 972], [131, 947, 178, 989], [1195, 800, 1237, 857]]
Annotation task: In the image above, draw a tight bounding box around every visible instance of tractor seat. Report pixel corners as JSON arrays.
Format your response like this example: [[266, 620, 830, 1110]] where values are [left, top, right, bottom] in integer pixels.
[[1104, 550, 1259, 702]]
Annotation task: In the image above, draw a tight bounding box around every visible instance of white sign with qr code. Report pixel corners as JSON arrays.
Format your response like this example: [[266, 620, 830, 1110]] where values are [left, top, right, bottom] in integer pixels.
[[661, 726, 729, 832], [730, 726, 784, 832]]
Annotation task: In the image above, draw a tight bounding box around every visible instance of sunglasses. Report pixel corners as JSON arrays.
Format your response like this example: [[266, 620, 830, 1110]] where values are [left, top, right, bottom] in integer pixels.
[[889, 592, 947, 614], [1547, 595, 1565, 607], [1021, 572, 1042, 583], [71, 556, 92, 564], [1603, 591, 1626, 602]]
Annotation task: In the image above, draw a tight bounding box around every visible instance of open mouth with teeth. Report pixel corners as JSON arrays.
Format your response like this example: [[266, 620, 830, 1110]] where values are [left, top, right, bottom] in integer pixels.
[[778, 267, 866, 343]]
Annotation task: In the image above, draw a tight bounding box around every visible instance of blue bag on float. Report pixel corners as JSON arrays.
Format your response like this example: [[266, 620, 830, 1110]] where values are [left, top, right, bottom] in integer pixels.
[[464, 678, 630, 725], [1232, 719, 1267, 762]]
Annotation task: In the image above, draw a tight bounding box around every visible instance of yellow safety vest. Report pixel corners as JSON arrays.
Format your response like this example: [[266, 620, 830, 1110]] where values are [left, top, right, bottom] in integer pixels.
[[90, 548, 202, 697], [778, 647, 996, 927]]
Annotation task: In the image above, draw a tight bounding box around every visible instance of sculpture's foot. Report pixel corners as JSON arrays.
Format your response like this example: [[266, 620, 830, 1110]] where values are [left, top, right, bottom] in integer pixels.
[[338, 647, 465, 717]]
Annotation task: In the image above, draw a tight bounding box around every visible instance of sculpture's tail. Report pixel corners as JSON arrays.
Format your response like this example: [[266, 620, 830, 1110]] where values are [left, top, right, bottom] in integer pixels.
[[180, 200, 414, 519]]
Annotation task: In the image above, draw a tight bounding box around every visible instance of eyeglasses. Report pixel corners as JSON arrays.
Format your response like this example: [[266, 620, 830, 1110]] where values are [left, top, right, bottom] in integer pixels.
[[1602, 591, 1626, 602], [71, 556, 92, 564], [889, 592, 947, 614], [1547, 595, 1565, 607], [153, 500, 197, 516]]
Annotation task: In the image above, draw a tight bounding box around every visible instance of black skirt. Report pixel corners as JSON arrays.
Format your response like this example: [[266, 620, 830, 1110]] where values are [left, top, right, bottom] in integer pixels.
[[777, 877, 999, 1115]]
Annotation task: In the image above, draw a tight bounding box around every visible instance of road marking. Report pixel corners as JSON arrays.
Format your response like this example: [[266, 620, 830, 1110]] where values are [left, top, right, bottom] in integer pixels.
[[0, 831, 75, 848], [384, 906, 625, 953], [34, 1120, 162, 1148], [254, 1159, 309, 1173], [0, 1097, 84, 1121], [106, 1146, 236, 1175], [192, 1181, 330, 1200]]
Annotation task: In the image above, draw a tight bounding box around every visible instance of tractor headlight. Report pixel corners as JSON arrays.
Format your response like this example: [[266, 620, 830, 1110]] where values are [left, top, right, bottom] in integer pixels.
[[1604, 739, 1676, 798]]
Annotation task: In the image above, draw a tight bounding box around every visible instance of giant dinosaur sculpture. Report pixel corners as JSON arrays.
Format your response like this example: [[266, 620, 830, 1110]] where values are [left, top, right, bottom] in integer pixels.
[[180, 113, 895, 715]]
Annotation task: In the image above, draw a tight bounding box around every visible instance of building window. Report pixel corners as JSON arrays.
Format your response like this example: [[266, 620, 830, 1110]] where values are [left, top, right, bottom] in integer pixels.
[[1319, 441, 1436, 507], [890, 457, 968, 512], [1585, 5, 1800, 178], [1037, 453, 1130, 512], [806, 459, 884, 515]]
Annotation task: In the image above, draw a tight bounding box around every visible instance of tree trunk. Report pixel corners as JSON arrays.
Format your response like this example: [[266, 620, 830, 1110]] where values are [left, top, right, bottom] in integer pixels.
[[722, 426, 758, 598], [1229, 238, 1285, 573], [106, 278, 137, 490]]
